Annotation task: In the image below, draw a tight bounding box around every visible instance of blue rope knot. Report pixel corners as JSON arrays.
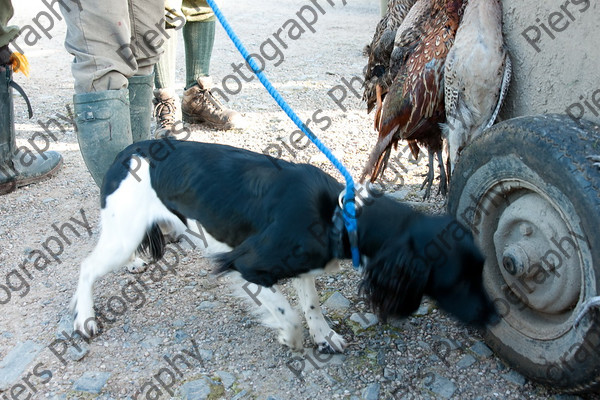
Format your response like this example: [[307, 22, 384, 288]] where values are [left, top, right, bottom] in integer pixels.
[[206, 0, 360, 268]]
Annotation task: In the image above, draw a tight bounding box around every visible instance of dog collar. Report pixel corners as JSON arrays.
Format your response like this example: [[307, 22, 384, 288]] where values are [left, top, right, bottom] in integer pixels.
[[330, 189, 362, 269]]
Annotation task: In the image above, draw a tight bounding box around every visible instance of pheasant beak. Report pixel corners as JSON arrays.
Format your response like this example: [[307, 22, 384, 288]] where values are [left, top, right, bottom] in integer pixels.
[[9, 52, 29, 77]]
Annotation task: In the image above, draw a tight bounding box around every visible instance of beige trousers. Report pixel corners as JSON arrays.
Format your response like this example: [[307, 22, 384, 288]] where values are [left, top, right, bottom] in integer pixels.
[[60, 0, 165, 93]]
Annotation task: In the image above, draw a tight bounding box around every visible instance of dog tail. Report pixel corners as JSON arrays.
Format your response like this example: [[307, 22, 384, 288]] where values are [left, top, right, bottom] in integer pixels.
[[213, 251, 239, 275], [212, 247, 281, 288], [137, 223, 166, 262]]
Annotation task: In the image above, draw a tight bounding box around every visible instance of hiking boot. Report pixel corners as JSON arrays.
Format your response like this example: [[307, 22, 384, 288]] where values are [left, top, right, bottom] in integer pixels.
[[153, 88, 178, 139], [182, 77, 244, 130]]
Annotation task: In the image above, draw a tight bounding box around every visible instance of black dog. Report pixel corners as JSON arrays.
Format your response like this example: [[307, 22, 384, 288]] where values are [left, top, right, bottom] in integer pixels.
[[71, 139, 497, 352]]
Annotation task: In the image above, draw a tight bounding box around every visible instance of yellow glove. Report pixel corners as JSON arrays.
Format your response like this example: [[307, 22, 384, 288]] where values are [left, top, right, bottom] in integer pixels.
[[9, 52, 29, 77]]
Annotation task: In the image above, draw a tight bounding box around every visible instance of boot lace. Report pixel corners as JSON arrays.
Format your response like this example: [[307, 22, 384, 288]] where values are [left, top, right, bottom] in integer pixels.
[[154, 97, 177, 128], [197, 88, 225, 115]]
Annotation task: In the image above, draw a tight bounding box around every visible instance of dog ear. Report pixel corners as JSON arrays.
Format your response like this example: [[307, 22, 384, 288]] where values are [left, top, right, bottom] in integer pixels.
[[429, 241, 499, 328], [360, 234, 432, 321]]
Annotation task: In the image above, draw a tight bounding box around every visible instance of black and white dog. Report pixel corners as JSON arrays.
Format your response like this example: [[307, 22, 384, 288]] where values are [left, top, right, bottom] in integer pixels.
[[71, 139, 497, 352]]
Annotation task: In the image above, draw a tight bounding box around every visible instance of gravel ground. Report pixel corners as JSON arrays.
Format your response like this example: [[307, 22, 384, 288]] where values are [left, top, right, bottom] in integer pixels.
[[0, 1, 594, 399]]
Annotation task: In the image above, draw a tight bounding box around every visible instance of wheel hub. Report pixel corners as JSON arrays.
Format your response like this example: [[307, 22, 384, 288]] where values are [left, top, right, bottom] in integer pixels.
[[493, 193, 582, 315]]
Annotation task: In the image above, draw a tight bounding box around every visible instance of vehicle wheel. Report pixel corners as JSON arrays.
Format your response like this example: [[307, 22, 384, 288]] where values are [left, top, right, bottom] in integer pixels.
[[447, 114, 600, 392]]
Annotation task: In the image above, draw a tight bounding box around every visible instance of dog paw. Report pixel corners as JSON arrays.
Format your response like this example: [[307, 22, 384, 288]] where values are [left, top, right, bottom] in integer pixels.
[[126, 257, 147, 274], [315, 330, 346, 353], [72, 312, 98, 338], [277, 324, 303, 351], [71, 296, 98, 338]]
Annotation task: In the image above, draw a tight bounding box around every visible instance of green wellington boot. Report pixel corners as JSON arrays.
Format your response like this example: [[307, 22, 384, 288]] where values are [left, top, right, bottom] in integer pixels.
[[128, 73, 154, 142], [73, 88, 133, 187], [0, 65, 62, 195]]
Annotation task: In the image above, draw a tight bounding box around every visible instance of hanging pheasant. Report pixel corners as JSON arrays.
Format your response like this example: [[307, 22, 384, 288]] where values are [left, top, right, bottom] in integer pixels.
[[363, 0, 419, 122], [362, 0, 465, 198], [442, 0, 511, 175]]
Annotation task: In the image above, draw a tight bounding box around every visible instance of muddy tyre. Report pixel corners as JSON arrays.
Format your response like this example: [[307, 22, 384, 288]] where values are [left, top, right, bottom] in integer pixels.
[[447, 114, 600, 392]]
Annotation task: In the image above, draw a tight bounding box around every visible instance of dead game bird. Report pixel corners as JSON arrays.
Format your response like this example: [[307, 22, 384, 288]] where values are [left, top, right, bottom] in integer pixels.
[[386, 0, 434, 87], [442, 0, 511, 175], [363, 0, 419, 121], [362, 0, 465, 198]]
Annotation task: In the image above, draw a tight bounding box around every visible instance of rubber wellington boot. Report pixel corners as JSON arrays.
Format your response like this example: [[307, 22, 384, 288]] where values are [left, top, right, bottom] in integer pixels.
[[73, 88, 133, 187], [0, 65, 62, 195], [128, 73, 154, 142]]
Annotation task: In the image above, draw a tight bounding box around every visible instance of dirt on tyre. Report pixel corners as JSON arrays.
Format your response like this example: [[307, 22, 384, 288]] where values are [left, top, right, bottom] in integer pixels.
[[447, 114, 600, 393]]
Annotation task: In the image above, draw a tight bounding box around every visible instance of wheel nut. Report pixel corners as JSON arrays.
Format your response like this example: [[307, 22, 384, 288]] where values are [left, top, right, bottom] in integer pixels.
[[503, 255, 519, 275], [502, 245, 529, 276], [520, 223, 533, 236]]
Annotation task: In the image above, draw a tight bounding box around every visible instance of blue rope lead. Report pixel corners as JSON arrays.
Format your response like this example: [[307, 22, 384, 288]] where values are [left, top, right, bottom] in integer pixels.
[[206, 0, 360, 268]]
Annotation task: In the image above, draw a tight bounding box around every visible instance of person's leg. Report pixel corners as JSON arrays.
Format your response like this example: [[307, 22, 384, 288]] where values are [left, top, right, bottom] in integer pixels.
[[0, 65, 62, 194], [152, 0, 182, 138], [60, 0, 164, 185], [153, 28, 178, 138], [62, 1, 138, 94], [0, 0, 19, 177], [181, 0, 244, 130], [183, 18, 214, 90], [0, 0, 61, 194], [128, 72, 155, 142], [128, 0, 166, 142]]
